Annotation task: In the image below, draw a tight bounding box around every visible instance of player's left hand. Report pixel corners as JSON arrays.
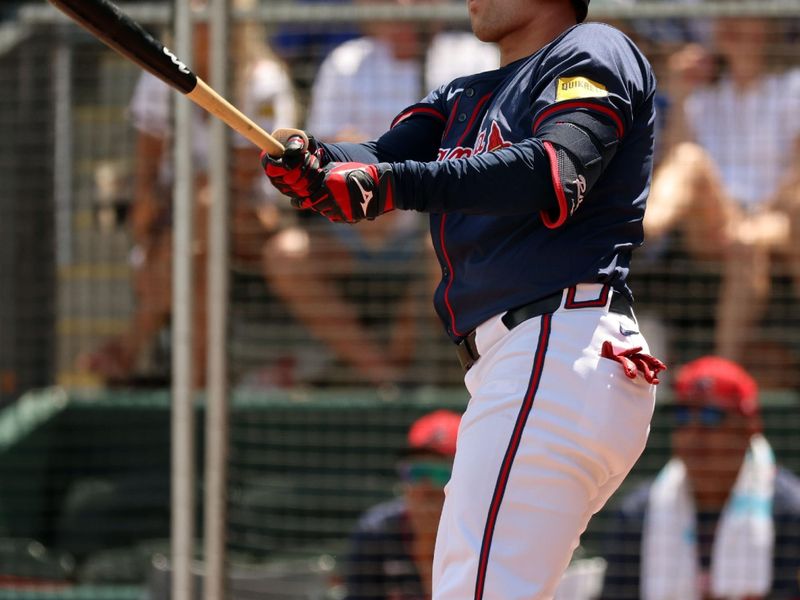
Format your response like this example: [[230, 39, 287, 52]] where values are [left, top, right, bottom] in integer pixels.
[[296, 162, 396, 223]]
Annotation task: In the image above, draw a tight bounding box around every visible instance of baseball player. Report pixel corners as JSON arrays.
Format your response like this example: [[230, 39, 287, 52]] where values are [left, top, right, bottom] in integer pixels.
[[263, 0, 666, 598]]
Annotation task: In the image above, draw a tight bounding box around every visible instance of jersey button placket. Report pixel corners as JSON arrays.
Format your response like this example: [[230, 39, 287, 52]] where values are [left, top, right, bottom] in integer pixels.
[[457, 113, 467, 123], [465, 87, 475, 97]]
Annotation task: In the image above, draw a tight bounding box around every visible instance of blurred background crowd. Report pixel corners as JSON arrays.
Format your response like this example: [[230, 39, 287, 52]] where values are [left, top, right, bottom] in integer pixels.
[[0, 0, 799, 598], [2, 0, 800, 399]]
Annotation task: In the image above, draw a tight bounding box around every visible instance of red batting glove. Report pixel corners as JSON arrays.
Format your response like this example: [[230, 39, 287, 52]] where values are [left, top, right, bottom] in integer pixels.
[[261, 134, 326, 200], [296, 162, 396, 223], [601, 341, 667, 384]]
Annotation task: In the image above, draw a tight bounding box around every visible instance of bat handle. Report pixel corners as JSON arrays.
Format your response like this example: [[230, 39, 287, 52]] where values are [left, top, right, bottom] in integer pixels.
[[187, 78, 285, 156]]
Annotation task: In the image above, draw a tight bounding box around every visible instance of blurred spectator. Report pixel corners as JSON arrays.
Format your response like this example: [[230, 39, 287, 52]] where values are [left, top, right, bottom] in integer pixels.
[[595, 0, 714, 371], [643, 14, 800, 372], [617, 0, 712, 166], [345, 410, 607, 600], [600, 356, 800, 600], [302, 7, 499, 142], [270, 0, 360, 86], [343, 410, 461, 600], [626, 0, 712, 52], [261, 7, 499, 387], [79, 0, 298, 387]]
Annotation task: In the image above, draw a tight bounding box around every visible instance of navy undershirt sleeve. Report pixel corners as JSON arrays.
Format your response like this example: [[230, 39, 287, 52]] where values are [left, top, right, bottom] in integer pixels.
[[391, 139, 558, 215], [317, 116, 558, 216]]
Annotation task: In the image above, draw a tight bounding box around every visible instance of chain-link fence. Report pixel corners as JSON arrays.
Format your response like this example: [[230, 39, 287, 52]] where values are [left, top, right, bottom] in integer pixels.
[[2, 1, 800, 398], [1, 0, 800, 598]]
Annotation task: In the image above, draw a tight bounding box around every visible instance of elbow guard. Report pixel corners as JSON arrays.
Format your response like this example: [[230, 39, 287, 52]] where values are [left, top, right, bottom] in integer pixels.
[[536, 111, 620, 227]]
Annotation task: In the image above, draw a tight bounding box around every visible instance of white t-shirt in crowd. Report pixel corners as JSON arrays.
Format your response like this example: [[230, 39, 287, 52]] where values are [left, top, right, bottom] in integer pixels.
[[305, 32, 500, 141], [685, 68, 800, 211], [129, 58, 297, 192]]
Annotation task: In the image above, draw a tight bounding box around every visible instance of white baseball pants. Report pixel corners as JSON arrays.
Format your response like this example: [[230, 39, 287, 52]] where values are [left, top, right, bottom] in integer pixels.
[[432, 284, 657, 600]]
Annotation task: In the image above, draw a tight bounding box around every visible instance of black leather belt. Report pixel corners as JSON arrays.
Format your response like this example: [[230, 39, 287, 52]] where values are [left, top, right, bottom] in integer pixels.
[[455, 289, 634, 372]]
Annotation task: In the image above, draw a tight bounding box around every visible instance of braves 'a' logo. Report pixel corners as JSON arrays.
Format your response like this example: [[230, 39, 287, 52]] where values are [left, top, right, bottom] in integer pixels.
[[437, 120, 512, 161]]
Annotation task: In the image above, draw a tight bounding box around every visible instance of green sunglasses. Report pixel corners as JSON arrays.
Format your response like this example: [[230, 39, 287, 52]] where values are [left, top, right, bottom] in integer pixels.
[[398, 461, 453, 488]]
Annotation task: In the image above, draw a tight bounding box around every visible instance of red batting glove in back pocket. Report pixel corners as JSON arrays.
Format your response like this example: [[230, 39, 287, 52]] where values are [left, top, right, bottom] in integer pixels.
[[601, 341, 667, 384]]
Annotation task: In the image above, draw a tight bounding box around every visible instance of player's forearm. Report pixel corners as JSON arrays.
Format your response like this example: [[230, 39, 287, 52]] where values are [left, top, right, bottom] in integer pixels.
[[318, 141, 382, 164], [391, 139, 558, 215]]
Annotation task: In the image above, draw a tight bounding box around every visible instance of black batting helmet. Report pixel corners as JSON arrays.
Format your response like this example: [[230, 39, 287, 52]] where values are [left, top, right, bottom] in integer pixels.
[[572, 0, 590, 22]]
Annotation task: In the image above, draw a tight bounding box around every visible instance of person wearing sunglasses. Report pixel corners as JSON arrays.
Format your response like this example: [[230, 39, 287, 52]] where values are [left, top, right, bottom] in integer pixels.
[[600, 356, 800, 600], [343, 409, 460, 600]]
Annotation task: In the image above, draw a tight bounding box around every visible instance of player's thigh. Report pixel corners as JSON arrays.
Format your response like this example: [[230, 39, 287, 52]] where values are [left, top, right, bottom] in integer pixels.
[[454, 310, 656, 495], [437, 316, 654, 599], [542, 310, 657, 469]]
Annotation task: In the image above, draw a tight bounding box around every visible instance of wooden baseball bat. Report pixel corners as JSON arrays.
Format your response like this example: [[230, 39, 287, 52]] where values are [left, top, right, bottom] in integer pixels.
[[48, 0, 285, 156]]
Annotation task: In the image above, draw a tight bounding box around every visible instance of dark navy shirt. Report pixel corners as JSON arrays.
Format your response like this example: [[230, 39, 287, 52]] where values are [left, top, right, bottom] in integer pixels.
[[344, 498, 425, 600], [322, 23, 656, 341]]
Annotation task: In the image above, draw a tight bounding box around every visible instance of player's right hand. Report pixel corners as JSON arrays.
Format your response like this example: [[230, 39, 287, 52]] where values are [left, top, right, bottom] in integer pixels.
[[261, 129, 326, 199]]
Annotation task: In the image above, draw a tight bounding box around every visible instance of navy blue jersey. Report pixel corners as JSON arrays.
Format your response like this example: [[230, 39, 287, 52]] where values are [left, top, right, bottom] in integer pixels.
[[321, 23, 656, 341], [344, 498, 425, 600]]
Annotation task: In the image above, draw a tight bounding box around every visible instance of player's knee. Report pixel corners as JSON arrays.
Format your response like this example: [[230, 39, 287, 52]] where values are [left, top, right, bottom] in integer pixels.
[[264, 227, 310, 262], [262, 227, 313, 289], [671, 141, 718, 180]]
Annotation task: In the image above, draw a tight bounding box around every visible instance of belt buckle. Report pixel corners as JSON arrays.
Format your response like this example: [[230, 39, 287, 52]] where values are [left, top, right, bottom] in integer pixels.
[[456, 331, 479, 371]]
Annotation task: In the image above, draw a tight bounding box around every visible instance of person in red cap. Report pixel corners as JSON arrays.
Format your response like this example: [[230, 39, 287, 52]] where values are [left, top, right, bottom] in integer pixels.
[[343, 409, 460, 600], [600, 356, 800, 600]]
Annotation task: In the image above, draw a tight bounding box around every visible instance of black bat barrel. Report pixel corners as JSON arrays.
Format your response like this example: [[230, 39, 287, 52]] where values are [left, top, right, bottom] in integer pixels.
[[51, 0, 198, 94]]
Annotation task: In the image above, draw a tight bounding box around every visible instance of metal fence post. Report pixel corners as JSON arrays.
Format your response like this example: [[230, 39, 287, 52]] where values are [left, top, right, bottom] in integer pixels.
[[204, 0, 231, 596], [171, 0, 196, 597]]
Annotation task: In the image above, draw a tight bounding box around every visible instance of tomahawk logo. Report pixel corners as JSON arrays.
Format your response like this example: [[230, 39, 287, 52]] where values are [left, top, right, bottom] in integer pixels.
[[352, 172, 373, 215], [163, 47, 191, 74]]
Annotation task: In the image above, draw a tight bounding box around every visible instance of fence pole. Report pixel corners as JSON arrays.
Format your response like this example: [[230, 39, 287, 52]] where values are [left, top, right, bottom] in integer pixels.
[[171, 0, 196, 597], [204, 0, 231, 596], [52, 25, 72, 267]]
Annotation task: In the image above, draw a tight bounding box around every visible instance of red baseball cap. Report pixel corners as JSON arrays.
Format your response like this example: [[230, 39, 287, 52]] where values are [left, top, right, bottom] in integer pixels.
[[406, 410, 461, 457], [673, 356, 759, 417]]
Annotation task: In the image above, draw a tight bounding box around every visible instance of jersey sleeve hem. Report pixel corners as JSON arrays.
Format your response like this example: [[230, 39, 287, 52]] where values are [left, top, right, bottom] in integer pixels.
[[540, 141, 569, 228], [391, 106, 447, 129]]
